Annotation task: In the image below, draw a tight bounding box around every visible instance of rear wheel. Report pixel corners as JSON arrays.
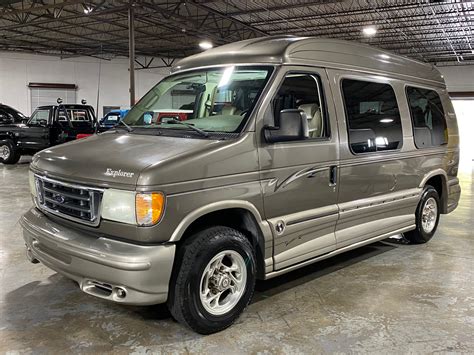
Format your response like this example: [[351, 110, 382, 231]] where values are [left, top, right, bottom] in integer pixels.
[[405, 185, 440, 244], [167, 226, 256, 334], [0, 139, 21, 164]]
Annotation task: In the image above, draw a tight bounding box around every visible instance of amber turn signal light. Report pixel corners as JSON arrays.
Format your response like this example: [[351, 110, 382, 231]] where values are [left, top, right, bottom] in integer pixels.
[[135, 192, 165, 226]]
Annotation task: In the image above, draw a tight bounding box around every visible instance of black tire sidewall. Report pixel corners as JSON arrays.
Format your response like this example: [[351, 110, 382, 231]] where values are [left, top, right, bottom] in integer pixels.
[[415, 187, 440, 242], [0, 139, 20, 164], [178, 229, 256, 333]]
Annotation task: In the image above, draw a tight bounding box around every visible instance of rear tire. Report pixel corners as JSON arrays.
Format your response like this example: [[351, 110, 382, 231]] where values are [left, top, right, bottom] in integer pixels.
[[0, 139, 21, 165], [404, 185, 440, 244], [167, 226, 256, 334]]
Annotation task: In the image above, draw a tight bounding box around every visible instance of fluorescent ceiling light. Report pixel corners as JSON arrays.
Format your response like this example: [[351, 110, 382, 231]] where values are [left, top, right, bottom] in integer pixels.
[[363, 26, 377, 36], [199, 41, 213, 50], [82, 4, 92, 14]]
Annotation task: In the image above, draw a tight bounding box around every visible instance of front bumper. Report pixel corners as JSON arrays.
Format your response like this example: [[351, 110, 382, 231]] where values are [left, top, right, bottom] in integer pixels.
[[20, 208, 176, 305]]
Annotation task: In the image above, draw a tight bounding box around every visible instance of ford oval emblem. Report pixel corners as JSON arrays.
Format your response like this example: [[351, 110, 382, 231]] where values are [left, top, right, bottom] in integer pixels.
[[54, 194, 65, 204]]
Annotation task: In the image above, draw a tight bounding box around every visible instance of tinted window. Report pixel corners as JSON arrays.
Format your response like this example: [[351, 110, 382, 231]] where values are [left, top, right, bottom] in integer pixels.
[[406, 87, 447, 148], [273, 73, 328, 139], [0, 108, 13, 124], [58, 109, 92, 122], [0, 106, 26, 123], [342, 79, 403, 153], [102, 113, 121, 125]]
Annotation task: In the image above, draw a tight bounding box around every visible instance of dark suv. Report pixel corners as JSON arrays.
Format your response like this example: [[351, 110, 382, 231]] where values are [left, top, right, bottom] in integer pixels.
[[0, 104, 28, 125], [0, 104, 96, 164]]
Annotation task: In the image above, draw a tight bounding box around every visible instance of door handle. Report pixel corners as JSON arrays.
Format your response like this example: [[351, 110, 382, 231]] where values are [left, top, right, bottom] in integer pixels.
[[329, 166, 338, 186]]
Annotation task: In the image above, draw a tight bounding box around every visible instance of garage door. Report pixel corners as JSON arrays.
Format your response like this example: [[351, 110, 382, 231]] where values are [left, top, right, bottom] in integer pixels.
[[30, 87, 76, 112]]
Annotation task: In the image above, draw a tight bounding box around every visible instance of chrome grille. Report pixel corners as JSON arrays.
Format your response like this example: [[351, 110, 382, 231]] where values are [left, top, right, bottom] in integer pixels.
[[35, 175, 103, 226]]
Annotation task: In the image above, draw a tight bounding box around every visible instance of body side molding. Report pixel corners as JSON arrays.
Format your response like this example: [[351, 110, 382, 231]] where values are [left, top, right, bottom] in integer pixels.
[[265, 224, 414, 279]]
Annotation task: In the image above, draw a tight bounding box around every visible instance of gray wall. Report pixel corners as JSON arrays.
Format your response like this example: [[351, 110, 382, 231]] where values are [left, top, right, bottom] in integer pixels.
[[0, 51, 170, 116], [437, 65, 474, 93]]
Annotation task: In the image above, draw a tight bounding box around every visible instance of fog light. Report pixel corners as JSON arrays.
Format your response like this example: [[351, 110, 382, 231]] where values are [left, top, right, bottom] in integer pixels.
[[115, 288, 126, 299]]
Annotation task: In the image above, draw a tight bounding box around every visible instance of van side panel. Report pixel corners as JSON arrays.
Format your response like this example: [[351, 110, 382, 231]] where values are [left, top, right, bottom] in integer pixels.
[[255, 66, 341, 271], [327, 68, 456, 248]]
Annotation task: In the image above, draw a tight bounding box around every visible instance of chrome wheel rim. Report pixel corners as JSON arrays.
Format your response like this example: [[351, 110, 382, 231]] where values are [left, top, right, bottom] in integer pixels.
[[199, 250, 247, 316], [421, 197, 437, 233], [0, 145, 10, 160]]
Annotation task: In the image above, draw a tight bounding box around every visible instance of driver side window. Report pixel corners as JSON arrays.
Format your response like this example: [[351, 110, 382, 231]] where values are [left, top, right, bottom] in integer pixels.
[[272, 73, 328, 139], [29, 109, 50, 126]]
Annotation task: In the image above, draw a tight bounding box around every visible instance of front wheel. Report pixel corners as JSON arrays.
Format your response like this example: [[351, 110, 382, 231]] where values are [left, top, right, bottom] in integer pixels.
[[0, 139, 21, 164], [168, 226, 256, 334], [404, 185, 440, 244]]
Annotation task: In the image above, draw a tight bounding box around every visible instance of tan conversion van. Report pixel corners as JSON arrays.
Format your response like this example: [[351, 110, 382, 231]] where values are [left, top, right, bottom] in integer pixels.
[[21, 36, 460, 334]]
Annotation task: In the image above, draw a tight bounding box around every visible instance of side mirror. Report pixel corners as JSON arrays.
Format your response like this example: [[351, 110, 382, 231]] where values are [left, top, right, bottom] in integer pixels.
[[264, 109, 309, 143]]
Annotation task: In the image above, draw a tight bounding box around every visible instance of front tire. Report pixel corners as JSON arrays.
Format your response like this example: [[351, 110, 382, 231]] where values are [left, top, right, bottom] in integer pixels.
[[405, 185, 440, 244], [168, 226, 256, 334], [0, 139, 21, 165]]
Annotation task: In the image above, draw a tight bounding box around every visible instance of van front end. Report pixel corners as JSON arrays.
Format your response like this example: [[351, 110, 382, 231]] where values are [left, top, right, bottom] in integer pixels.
[[22, 165, 178, 305]]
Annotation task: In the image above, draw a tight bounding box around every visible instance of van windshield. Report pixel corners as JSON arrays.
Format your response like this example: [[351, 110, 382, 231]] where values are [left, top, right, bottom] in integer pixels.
[[123, 66, 273, 136]]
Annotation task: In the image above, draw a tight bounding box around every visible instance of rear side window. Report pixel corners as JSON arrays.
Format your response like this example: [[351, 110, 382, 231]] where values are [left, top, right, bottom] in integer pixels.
[[69, 109, 92, 122], [58, 109, 92, 122], [406, 87, 447, 148], [342, 79, 403, 154]]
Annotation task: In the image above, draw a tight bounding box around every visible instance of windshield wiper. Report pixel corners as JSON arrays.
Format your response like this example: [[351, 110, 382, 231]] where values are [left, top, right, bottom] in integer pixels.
[[115, 120, 134, 132], [165, 118, 209, 138]]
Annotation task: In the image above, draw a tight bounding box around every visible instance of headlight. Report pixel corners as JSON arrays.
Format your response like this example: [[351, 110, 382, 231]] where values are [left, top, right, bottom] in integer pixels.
[[28, 171, 37, 197], [136, 192, 165, 226], [101, 189, 165, 226], [101, 189, 136, 224]]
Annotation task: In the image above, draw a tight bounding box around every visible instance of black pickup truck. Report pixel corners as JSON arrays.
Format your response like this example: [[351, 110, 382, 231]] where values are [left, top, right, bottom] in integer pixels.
[[0, 104, 96, 164]]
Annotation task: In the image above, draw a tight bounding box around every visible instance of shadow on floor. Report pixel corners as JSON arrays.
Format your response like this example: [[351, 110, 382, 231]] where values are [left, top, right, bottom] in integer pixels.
[[4, 237, 403, 327], [253, 239, 401, 301]]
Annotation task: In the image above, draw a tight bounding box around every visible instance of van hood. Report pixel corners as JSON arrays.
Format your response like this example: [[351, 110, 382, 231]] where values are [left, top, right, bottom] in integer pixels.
[[31, 132, 226, 187]]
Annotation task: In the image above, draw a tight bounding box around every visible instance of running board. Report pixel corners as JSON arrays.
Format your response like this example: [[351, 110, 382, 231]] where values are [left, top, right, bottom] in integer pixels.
[[264, 225, 415, 279]]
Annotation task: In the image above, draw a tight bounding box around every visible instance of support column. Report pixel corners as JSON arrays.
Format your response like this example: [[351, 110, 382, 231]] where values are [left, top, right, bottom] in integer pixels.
[[128, 3, 135, 106]]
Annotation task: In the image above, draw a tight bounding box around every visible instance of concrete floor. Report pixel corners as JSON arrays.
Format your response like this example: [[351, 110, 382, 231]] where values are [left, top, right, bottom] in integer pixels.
[[1, 157, 473, 354]]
